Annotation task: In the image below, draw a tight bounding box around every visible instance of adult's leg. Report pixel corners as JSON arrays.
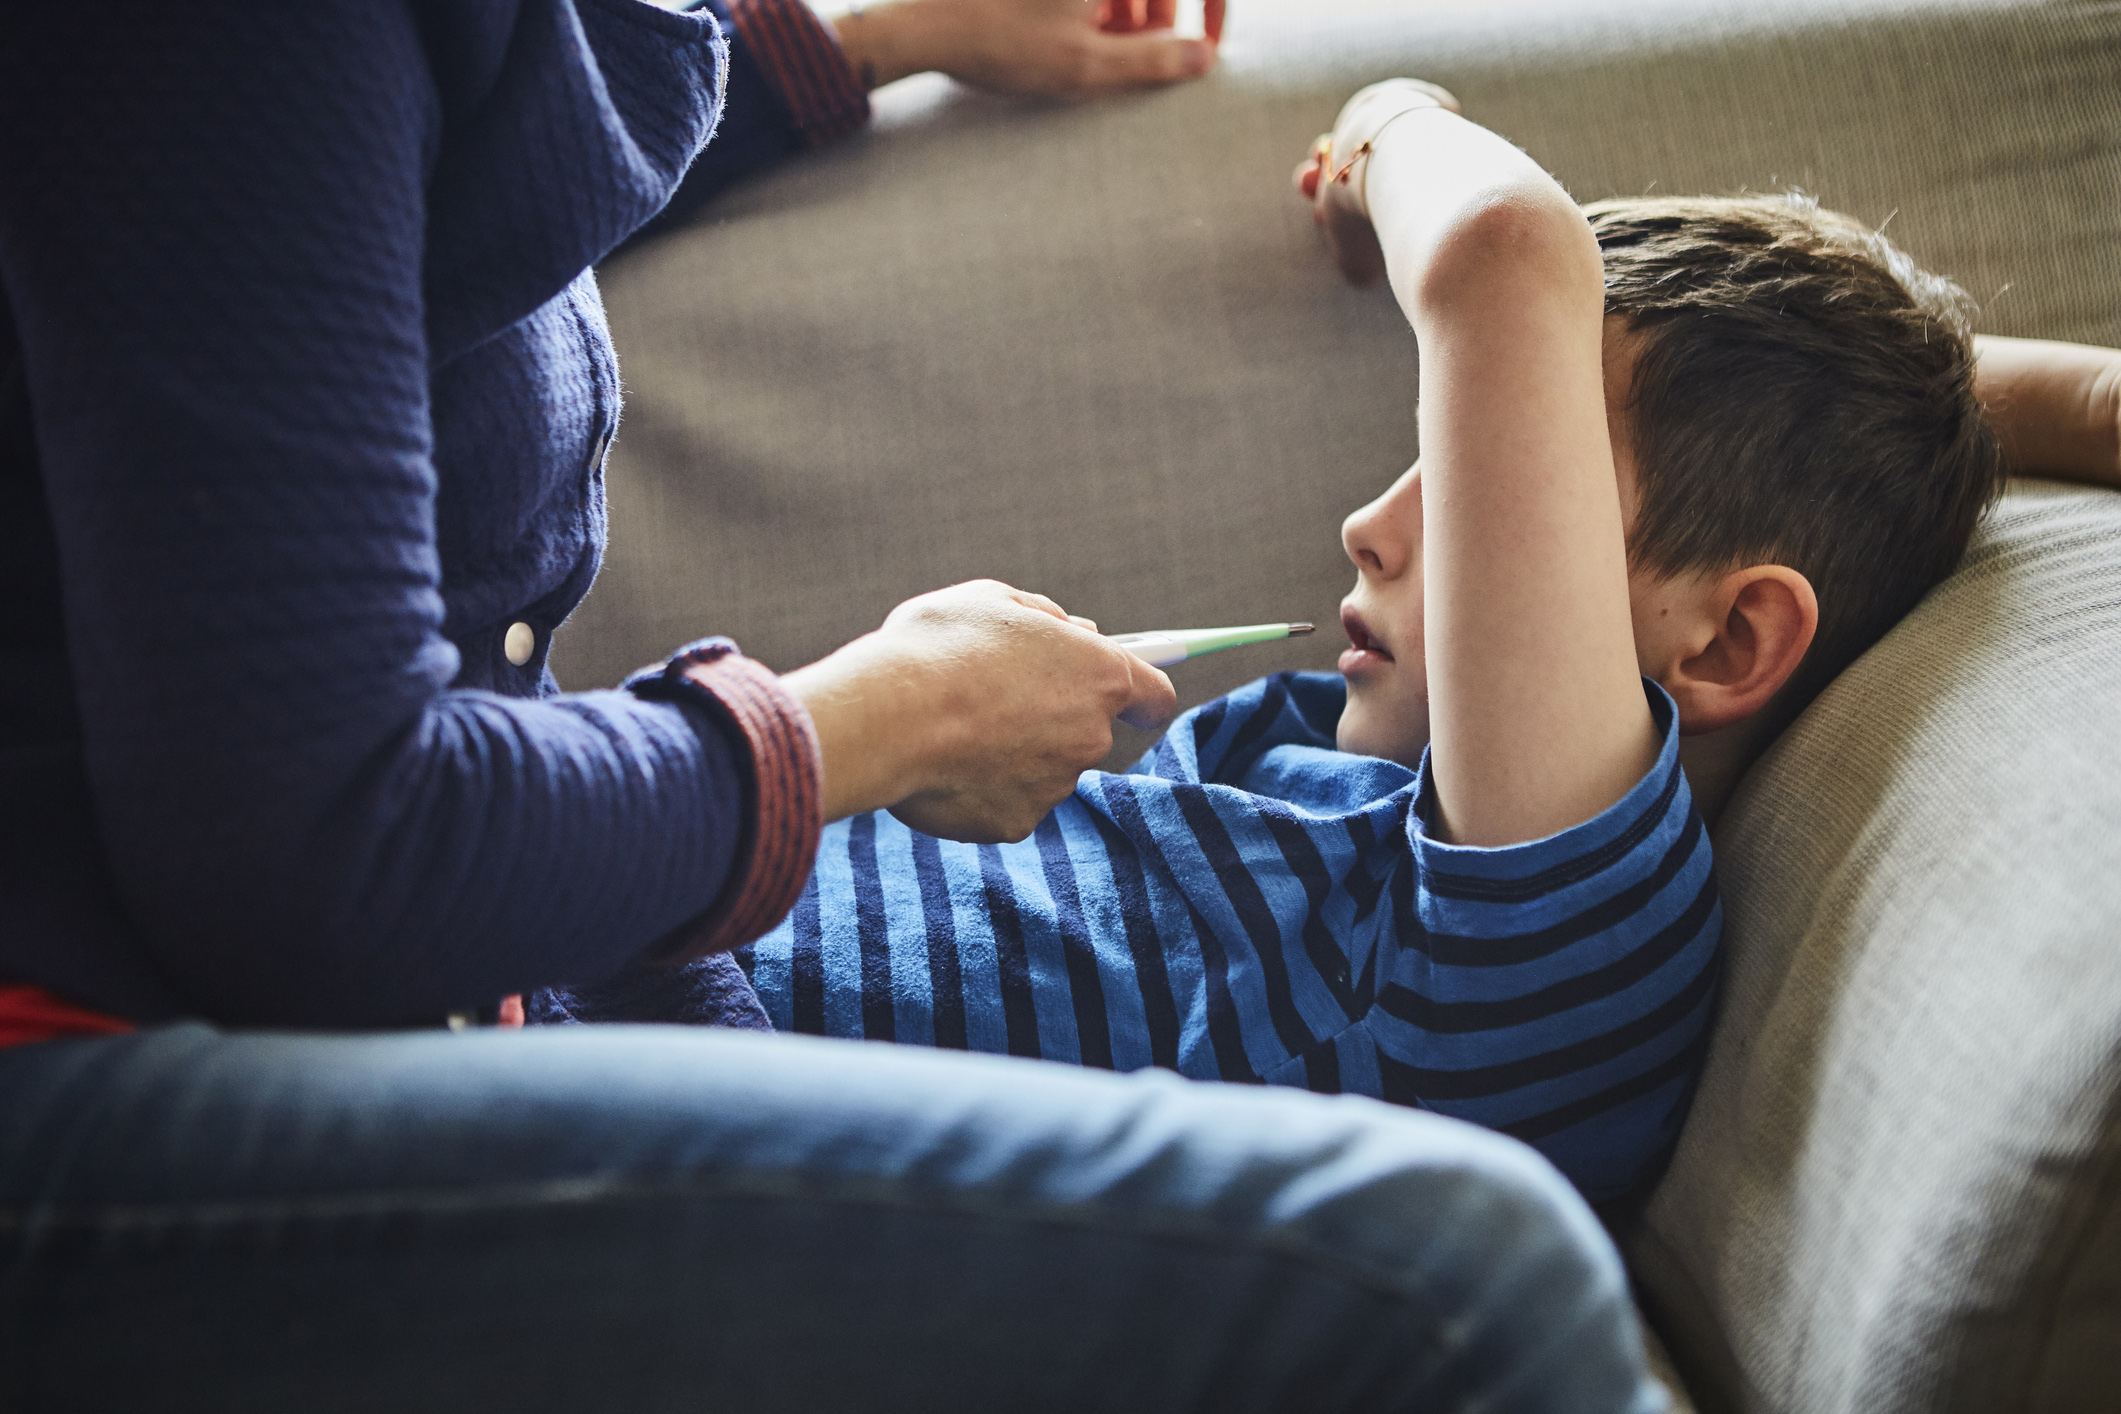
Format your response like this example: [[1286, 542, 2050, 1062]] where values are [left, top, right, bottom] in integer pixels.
[[0, 1024, 1665, 1413]]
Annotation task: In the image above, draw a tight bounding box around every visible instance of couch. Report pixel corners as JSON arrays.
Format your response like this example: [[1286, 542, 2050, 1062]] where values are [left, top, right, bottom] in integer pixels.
[[552, 1, 2121, 1407]]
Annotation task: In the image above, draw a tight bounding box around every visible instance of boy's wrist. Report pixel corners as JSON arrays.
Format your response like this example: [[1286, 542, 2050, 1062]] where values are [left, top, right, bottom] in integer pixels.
[[1325, 82, 1460, 213], [1339, 103, 1456, 219]]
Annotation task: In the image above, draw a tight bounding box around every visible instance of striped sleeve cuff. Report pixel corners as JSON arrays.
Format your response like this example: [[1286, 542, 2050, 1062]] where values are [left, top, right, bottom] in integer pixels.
[[726, 0, 871, 146], [629, 637, 824, 959]]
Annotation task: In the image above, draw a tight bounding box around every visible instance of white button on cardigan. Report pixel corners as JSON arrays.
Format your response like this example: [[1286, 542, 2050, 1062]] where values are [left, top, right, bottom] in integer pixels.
[[503, 621, 536, 667]]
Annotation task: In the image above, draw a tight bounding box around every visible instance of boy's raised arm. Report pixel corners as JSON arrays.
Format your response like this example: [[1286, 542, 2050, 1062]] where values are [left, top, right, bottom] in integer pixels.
[[1313, 83, 1658, 848]]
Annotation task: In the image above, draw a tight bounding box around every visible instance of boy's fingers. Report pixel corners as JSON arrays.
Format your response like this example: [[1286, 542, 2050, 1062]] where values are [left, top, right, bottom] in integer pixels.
[[1203, 0, 1225, 42], [1143, 0, 1178, 29], [1295, 153, 1324, 201], [1074, 30, 1215, 87]]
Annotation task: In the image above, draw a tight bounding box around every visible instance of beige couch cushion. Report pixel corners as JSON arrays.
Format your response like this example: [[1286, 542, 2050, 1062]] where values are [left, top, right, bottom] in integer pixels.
[[1624, 482, 2121, 1412]]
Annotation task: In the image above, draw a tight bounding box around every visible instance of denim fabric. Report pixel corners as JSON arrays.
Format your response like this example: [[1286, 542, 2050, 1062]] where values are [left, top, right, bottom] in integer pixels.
[[0, 1024, 1667, 1412]]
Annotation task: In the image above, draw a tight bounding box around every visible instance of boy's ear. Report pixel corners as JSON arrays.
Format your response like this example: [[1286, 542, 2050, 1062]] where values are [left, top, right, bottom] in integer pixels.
[[1659, 565, 1818, 735]]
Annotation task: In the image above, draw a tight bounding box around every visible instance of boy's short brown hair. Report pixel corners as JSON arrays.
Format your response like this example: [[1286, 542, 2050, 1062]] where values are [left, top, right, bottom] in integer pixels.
[[1584, 194, 2007, 709]]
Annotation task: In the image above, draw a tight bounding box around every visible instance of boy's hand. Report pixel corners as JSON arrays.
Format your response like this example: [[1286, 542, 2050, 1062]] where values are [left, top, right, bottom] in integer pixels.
[[834, 0, 1223, 96], [783, 580, 1177, 844], [1294, 80, 1460, 286]]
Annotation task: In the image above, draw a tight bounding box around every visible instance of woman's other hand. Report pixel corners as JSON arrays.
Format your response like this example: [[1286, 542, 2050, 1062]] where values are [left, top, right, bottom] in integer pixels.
[[1294, 79, 1461, 287], [833, 0, 1222, 96], [783, 580, 1178, 843]]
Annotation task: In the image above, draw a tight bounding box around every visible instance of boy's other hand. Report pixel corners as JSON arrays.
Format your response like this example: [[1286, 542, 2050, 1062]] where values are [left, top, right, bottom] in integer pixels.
[[783, 580, 1177, 844], [833, 0, 1223, 96], [1294, 79, 1460, 286]]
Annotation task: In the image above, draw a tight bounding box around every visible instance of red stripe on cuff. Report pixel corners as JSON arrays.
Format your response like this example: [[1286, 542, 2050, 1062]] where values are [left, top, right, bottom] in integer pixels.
[[0, 984, 134, 1050], [727, 0, 870, 146], [651, 644, 824, 959]]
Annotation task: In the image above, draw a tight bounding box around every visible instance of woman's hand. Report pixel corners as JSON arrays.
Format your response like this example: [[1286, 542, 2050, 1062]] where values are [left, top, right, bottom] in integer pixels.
[[782, 580, 1178, 843], [833, 0, 1222, 96], [1293, 79, 1461, 287]]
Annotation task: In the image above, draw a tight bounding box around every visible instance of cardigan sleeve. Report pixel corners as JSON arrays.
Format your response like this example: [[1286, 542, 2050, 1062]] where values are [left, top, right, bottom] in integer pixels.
[[0, 2, 815, 1027], [633, 0, 871, 242]]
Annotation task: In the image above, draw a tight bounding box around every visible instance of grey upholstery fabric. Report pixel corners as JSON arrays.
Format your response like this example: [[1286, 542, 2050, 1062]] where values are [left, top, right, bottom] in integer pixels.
[[558, 1, 2121, 1408], [1624, 482, 2121, 1413]]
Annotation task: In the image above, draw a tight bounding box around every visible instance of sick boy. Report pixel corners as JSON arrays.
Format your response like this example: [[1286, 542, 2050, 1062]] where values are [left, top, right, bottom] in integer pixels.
[[594, 83, 2114, 1202]]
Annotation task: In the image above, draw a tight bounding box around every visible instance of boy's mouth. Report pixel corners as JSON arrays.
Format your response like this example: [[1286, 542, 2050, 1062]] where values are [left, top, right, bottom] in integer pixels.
[[1339, 607, 1394, 673]]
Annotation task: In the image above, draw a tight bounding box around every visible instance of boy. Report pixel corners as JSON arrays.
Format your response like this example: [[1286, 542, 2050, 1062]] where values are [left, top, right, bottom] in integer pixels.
[[661, 83, 2088, 1201]]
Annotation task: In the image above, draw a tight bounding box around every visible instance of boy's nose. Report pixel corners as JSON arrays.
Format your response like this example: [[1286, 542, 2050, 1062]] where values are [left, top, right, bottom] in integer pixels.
[[1341, 510, 1386, 574], [1343, 467, 1420, 579]]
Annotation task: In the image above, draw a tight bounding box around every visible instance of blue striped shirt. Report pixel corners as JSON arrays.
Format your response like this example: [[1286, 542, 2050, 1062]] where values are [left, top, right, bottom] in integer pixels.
[[743, 672, 1721, 1200]]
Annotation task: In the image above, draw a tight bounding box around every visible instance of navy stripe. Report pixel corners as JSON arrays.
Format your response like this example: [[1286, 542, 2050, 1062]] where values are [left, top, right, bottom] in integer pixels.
[[1154, 695, 1227, 778], [1190, 894, 1264, 1083], [1376, 1034, 1423, 1108], [1169, 784, 1315, 1059], [1085, 789, 1181, 1069], [1036, 813, 1113, 1070], [1301, 1038, 1343, 1094], [788, 868, 824, 1036], [1378, 867, 1717, 1033], [977, 844, 1042, 1059], [1376, 946, 1720, 1100], [1421, 762, 1683, 904], [1190, 696, 1233, 751], [1104, 777, 1257, 1082], [910, 831, 967, 1050], [1341, 812, 1395, 929], [849, 812, 894, 1042], [1503, 1017, 1714, 1143], [1414, 808, 1707, 968], [1258, 802, 1362, 1021], [1351, 922, 1382, 1010], [1204, 675, 1289, 786]]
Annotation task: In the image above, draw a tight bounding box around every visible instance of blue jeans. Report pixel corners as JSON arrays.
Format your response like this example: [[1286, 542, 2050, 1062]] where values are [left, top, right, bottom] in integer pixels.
[[0, 1023, 1667, 1412]]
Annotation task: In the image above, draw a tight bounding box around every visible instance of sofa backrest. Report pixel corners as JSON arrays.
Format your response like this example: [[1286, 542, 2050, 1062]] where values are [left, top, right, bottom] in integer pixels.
[[1623, 481, 2121, 1413], [562, 2, 2121, 1409]]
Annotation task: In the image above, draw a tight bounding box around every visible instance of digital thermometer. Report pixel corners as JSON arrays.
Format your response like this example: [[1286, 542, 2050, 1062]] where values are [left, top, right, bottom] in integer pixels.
[[1108, 622, 1314, 668]]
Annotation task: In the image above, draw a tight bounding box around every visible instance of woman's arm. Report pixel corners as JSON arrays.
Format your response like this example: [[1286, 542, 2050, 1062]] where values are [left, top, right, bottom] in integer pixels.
[[646, 0, 1222, 239], [833, 0, 1221, 95], [1974, 335, 2121, 488]]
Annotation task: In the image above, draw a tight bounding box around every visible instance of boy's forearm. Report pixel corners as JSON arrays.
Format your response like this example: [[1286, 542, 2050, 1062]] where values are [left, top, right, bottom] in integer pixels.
[[1974, 335, 2121, 489]]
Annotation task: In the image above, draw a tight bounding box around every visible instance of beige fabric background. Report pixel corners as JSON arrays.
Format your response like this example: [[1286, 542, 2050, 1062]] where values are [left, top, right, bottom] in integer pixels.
[[555, 1, 2121, 1408]]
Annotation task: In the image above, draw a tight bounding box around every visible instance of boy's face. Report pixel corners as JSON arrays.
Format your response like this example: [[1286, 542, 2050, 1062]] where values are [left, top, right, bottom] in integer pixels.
[[1336, 328, 1665, 765]]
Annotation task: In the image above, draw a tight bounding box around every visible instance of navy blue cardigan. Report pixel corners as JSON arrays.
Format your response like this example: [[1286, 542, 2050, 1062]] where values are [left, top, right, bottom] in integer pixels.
[[0, 1, 825, 1026]]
